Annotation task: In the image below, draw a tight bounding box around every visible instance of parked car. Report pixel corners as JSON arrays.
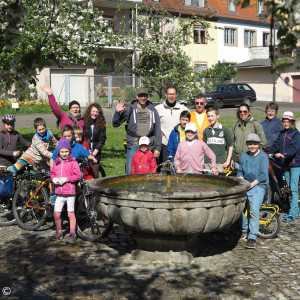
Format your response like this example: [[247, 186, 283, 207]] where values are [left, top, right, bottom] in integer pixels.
[[204, 83, 256, 109]]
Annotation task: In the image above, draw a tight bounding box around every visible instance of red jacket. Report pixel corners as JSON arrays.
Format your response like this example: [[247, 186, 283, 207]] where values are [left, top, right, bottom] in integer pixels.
[[131, 149, 157, 174], [80, 140, 95, 180]]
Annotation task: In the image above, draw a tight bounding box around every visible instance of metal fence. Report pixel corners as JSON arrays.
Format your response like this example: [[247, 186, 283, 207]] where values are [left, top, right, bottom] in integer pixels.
[[49, 74, 233, 108]]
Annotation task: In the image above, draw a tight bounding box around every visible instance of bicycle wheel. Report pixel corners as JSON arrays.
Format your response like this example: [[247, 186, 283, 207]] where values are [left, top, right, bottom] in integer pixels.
[[76, 193, 112, 242], [265, 185, 272, 204], [258, 209, 281, 239], [0, 197, 16, 226], [99, 165, 106, 178], [12, 180, 49, 230]]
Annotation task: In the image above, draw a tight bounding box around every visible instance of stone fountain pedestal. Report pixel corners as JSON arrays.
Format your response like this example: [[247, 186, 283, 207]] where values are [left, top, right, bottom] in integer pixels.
[[89, 174, 250, 254]]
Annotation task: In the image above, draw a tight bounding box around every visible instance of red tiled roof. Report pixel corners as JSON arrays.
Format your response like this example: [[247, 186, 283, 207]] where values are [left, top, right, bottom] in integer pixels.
[[144, 0, 270, 23]]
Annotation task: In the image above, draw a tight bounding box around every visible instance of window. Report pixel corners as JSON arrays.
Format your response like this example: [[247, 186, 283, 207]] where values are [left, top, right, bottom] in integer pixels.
[[244, 30, 256, 47], [104, 59, 114, 72], [229, 0, 236, 12], [224, 28, 237, 46], [263, 32, 270, 47], [103, 17, 114, 33], [149, 15, 161, 32], [194, 25, 207, 44], [258, 0, 263, 15], [182, 0, 204, 7], [183, 27, 189, 42], [194, 62, 207, 73]]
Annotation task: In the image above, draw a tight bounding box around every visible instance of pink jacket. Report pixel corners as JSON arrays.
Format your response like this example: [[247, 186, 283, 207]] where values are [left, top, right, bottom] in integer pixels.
[[131, 149, 157, 174], [48, 94, 85, 133], [50, 158, 82, 195], [174, 140, 216, 173]]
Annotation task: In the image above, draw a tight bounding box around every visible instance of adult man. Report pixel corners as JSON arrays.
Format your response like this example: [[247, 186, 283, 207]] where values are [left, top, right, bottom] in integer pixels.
[[156, 85, 189, 163], [113, 87, 161, 174], [190, 94, 210, 140]]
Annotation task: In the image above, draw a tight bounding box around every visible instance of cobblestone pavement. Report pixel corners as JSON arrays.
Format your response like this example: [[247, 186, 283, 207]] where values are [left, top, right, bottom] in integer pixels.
[[0, 212, 299, 300]]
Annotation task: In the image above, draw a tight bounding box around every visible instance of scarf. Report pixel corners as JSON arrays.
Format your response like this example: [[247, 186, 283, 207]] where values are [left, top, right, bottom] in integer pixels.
[[67, 111, 82, 126], [36, 129, 51, 142]]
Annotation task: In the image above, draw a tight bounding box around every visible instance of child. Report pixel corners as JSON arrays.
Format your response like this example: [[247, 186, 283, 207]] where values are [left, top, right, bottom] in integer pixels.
[[50, 125, 97, 168], [7, 118, 57, 173], [268, 111, 300, 223], [131, 136, 157, 174], [73, 125, 95, 180], [237, 133, 269, 249], [0, 114, 31, 167], [174, 122, 217, 174], [50, 139, 82, 243], [203, 107, 233, 173], [167, 110, 191, 161]]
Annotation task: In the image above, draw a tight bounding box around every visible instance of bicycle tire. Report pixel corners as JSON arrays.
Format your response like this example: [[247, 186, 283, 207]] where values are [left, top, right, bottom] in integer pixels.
[[76, 193, 112, 242], [98, 165, 106, 178], [12, 180, 49, 231], [265, 185, 272, 204], [0, 197, 16, 226], [257, 209, 281, 239]]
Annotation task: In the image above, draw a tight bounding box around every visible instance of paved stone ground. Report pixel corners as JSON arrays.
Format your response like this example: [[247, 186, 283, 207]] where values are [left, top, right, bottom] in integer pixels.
[[0, 212, 299, 300]]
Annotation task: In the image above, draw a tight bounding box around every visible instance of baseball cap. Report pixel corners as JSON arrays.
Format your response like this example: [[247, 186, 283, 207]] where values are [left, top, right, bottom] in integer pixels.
[[139, 136, 150, 146], [185, 122, 197, 133], [282, 111, 295, 120], [246, 133, 261, 142], [137, 87, 148, 95]]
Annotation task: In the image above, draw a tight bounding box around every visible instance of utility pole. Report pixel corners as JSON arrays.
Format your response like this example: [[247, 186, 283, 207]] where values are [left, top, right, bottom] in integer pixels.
[[269, 0, 276, 102]]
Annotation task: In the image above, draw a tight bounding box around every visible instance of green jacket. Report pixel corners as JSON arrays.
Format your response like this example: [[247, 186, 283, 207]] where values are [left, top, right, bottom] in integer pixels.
[[231, 116, 268, 163]]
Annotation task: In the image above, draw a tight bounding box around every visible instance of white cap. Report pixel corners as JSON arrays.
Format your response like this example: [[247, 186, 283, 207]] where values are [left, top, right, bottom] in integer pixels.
[[282, 111, 295, 120], [185, 122, 197, 133], [246, 133, 261, 142], [139, 136, 150, 146]]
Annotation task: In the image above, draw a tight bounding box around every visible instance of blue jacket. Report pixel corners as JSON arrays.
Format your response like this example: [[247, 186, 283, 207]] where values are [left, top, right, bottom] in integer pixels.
[[269, 128, 300, 168], [52, 141, 90, 161], [167, 124, 198, 161], [261, 116, 282, 148], [167, 124, 181, 161]]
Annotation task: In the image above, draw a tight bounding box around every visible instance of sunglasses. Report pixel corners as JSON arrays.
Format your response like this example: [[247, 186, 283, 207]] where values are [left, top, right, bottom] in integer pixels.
[[239, 110, 249, 114], [195, 102, 205, 105]]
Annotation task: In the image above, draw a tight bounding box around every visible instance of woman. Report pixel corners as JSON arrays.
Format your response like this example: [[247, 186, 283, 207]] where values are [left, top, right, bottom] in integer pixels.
[[268, 111, 300, 223], [231, 104, 268, 170], [83, 103, 106, 178], [40, 86, 85, 134], [0, 114, 31, 167]]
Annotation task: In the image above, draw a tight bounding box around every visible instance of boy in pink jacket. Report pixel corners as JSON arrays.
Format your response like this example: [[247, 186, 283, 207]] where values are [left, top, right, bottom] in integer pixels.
[[50, 139, 82, 243], [131, 136, 157, 174], [174, 122, 217, 174]]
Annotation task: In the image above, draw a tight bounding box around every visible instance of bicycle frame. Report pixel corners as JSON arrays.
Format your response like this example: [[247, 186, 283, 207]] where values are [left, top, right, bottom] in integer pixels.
[[25, 178, 52, 210]]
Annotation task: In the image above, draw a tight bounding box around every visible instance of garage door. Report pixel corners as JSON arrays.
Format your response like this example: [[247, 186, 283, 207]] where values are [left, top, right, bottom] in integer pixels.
[[292, 75, 300, 103], [50, 69, 87, 107]]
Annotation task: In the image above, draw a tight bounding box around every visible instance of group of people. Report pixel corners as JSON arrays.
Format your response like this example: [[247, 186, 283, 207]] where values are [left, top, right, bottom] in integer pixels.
[[0, 86, 107, 243], [1, 85, 299, 248], [113, 85, 300, 249]]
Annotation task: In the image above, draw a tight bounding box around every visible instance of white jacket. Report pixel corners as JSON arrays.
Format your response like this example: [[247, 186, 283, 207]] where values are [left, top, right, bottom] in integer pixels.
[[155, 101, 190, 146]]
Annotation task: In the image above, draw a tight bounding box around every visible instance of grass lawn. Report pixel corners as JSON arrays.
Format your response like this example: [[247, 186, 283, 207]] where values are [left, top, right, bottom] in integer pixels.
[[17, 111, 300, 177]]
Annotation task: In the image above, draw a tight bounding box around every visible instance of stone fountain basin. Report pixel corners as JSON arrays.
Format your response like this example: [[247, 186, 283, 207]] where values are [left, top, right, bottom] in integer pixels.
[[89, 174, 250, 235]]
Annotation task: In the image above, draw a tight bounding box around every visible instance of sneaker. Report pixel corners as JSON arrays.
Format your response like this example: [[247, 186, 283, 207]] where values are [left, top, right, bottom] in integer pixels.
[[240, 232, 248, 240], [282, 215, 295, 223], [245, 239, 256, 249], [50, 231, 63, 241], [66, 233, 76, 244]]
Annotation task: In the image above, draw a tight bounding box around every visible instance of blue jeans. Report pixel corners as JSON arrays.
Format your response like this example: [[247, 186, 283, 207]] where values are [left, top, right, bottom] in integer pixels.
[[126, 146, 139, 175], [242, 185, 265, 240], [284, 167, 300, 217]]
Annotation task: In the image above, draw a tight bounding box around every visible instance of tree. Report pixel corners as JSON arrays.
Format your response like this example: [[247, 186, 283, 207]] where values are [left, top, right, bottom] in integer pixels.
[[126, 4, 214, 99], [199, 61, 237, 80], [0, 0, 127, 96], [239, 0, 300, 69]]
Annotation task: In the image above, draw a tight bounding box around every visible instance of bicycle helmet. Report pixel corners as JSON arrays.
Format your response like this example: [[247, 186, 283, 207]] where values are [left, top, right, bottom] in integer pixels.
[[2, 114, 16, 123]]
